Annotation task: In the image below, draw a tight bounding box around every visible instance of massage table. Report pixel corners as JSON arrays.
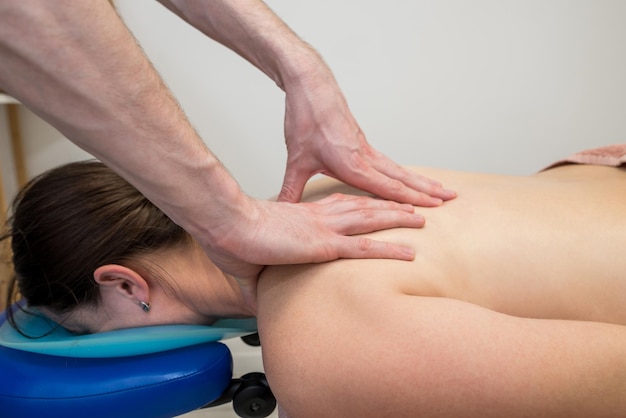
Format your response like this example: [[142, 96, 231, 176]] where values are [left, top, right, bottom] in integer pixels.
[[0, 303, 276, 417]]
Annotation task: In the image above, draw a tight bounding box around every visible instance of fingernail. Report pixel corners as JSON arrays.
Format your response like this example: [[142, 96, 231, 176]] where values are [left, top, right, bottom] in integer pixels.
[[443, 189, 457, 199], [400, 247, 415, 260]]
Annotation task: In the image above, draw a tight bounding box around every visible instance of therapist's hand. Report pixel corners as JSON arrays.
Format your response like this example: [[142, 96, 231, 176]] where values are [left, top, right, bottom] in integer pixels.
[[204, 193, 424, 305], [278, 72, 456, 205]]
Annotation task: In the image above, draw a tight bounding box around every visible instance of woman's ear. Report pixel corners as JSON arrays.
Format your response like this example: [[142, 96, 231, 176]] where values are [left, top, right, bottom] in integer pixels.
[[93, 264, 150, 305]]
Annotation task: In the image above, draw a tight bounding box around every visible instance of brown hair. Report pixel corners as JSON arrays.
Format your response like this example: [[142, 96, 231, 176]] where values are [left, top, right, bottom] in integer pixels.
[[0, 160, 191, 331]]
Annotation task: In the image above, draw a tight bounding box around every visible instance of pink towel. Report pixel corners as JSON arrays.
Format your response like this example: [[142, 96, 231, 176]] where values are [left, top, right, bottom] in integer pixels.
[[545, 144, 626, 170]]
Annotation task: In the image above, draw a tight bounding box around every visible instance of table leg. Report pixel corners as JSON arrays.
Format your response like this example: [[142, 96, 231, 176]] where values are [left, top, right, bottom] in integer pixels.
[[0, 155, 9, 311], [6, 104, 27, 187], [1, 104, 25, 310]]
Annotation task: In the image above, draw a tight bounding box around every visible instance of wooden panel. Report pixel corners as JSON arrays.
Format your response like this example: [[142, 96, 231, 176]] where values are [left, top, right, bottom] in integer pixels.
[[0, 166, 7, 310], [0, 240, 10, 311], [1, 89, 18, 310], [6, 104, 27, 187], [0, 176, 8, 311], [0, 161, 6, 216]]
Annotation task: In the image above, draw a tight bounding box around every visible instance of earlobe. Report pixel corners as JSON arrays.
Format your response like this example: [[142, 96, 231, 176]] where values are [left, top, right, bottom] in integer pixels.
[[93, 264, 150, 305]]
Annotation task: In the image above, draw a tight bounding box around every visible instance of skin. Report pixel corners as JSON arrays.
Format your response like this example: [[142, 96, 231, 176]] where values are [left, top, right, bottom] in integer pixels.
[[257, 164, 626, 417], [47, 163, 626, 417], [0, 0, 455, 302], [42, 242, 254, 334]]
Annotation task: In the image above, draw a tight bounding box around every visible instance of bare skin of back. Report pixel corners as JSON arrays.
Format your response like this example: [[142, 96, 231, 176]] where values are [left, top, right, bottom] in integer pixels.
[[257, 164, 626, 418]]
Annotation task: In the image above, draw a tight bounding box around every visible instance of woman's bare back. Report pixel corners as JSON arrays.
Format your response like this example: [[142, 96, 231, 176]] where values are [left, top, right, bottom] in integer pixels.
[[258, 164, 626, 418], [276, 164, 626, 325]]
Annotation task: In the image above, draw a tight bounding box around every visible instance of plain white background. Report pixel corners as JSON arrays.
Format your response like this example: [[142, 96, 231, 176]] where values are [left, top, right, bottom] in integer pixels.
[[1, 1, 626, 416], [2, 0, 626, 201]]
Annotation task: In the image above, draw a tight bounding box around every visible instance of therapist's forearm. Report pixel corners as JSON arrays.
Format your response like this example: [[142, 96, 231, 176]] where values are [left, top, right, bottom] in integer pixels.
[[158, 0, 334, 93], [0, 0, 245, 242]]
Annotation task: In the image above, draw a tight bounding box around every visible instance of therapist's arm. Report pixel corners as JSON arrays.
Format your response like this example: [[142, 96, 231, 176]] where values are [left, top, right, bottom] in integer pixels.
[[157, 0, 456, 205], [0, 0, 426, 300]]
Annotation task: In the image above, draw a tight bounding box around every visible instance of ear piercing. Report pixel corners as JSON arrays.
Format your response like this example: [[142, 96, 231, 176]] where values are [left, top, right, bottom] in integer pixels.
[[140, 301, 151, 313]]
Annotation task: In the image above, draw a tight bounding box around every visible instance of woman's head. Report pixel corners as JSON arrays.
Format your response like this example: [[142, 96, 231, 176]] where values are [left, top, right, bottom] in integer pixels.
[[0, 160, 233, 333], [2, 161, 253, 334], [4, 160, 192, 309]]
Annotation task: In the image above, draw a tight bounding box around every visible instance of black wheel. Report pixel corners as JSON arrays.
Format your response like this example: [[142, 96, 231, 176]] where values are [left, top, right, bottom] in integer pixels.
[[232, 372, 276, 418], [241, 332, 261, 346]]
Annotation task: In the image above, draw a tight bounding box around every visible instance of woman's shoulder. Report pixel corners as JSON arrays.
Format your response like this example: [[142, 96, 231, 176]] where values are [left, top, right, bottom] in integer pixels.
[[257, 259, 410, 417]]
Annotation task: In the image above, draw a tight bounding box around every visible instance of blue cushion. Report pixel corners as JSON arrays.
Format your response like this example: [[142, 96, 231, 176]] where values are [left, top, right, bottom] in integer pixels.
[[0, 342, 232, 418], [0, 306, 258, 357], [0, 306, 258, 417]]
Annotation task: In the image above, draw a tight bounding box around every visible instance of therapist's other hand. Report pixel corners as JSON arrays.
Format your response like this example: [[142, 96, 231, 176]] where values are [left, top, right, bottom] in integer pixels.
[[205, 193, 423, 303], [278, 73, 456, 205]]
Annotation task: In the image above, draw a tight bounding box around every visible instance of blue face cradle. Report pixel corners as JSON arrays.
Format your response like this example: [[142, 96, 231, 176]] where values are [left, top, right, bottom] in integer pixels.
[[0, 303, 269, 418], [0, 305, 258, 357]]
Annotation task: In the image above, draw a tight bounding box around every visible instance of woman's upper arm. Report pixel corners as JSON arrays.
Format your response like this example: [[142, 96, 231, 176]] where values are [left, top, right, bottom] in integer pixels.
[[258, 267, 626, 418]]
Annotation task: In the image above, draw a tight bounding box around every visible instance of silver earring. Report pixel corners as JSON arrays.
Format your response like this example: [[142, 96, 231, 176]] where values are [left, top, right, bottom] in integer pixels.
[[140, 301, 151, 313]]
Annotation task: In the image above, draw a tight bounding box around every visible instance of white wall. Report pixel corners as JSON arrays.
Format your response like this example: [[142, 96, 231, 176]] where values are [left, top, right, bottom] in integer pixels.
[[120, 0, 626, 193], [2, 0, 626, 203]]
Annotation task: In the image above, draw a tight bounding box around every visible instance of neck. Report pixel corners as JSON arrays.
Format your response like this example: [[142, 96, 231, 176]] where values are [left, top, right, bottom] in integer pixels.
[[208, 272, 257, 320]]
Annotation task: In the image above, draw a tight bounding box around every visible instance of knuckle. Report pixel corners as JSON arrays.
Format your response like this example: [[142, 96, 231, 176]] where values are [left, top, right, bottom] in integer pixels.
[[388, 178, 405, 193], [279, 186, 298, 202], [359, 209, 376, 220], [330, 192, 347, 200], [357, 237, 374, 252], [349, 151, 369, 172], [355, 195, 374, 206]]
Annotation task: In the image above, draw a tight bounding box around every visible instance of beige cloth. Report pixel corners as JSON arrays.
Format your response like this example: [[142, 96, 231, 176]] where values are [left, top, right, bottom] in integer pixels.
[[544, 144, 626, 170]]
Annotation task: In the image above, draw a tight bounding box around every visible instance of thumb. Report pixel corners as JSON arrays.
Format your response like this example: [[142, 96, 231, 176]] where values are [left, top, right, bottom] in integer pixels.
[[278, 163, 310, 203]]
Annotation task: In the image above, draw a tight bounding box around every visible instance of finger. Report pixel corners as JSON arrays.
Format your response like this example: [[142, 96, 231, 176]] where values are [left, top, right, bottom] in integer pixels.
[[313, 193, 417, 215], [336, 236, 416, 261], [343, 163, 447, 207], [326, 206, 425, 235], [380, 171, 453, 206], [278, 163, 311, 203], [327, 149, 447, 206], [370, 152, 456, 202]]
